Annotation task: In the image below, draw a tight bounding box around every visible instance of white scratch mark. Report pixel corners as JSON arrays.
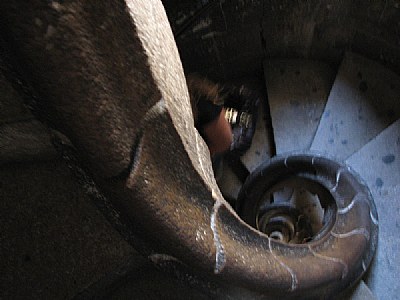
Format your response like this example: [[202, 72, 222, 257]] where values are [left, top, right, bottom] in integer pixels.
[[201, 31, 223, 39], [149, 253, 180, 264], [51, 1, 63, 12], [362, 260, 367, 272], [338, 193, 364, 214], [268, 238, 297, 291], [330, 169, 342, 192], [370, 210, 379, 225], [151, 98, 167, 115], [331, 228, 370, 241], [192, 18, 212, 33], [308, 245, 348, 279], [311, 156, 316, 165], [284, 157, 289, 168], [211, 201, 226, 274]]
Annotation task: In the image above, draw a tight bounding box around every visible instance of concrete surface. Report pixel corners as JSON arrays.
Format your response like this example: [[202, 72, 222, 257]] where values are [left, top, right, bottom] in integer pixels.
[[311, 52, 400, 160], [347, 119, 400, 189], [264, 59, 334, 154], [347, 119, 400, 299]]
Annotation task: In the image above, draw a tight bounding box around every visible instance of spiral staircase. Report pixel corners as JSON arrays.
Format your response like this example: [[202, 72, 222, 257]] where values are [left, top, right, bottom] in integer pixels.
[[1, 1, 399, 299], [80, 51, 400, 299], [218, 51, 400, 299]]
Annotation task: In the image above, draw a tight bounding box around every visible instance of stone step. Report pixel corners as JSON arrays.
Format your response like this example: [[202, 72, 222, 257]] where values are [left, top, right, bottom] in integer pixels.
[[346, 119, 400, 299], [264, 59, 334, 154], [342, 280, 378, 300], [347, 119, 400, 189], [311, 52, 400, 161]]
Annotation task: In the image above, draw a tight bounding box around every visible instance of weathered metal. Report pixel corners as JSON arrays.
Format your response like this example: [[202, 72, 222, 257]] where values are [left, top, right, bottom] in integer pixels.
[[0, 1, 378, 298]]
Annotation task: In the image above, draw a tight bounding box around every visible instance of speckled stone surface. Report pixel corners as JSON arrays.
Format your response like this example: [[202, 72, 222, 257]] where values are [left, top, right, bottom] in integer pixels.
[[265, 59, 334, 154], [347, 119, 400, 299], [311, 52, 400, 161]]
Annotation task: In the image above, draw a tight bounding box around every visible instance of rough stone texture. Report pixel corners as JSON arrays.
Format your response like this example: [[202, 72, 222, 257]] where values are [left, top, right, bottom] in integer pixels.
[[0, 70, 33, 124], [0, 1, 167, 178], [0, 61, 56, 164], [264, 59, 335, 154], [0, 1, 395, 299], [311, 52, 400, 160], [0, 160, 135, 299], [108, 260, 209, 300]]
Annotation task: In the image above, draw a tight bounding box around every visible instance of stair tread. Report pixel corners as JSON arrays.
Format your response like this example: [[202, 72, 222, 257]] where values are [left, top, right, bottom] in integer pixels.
[[264, 59, 334, 154], [346, 119, 400, 299], [346, 118, 399, 190], [360, 184, 400, 299], [311, 52, 400, 160]]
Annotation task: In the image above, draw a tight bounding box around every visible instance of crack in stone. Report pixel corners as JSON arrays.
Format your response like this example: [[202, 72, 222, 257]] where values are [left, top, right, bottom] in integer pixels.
[[331, 228, 370, 241], [308, 245, 348, 279], [268, 238, 298, 292], [210, 200, 226, 274]]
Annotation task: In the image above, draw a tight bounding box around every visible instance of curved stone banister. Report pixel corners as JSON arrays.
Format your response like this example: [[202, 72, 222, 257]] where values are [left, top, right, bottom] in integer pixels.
[[0, 1, 377, 299]]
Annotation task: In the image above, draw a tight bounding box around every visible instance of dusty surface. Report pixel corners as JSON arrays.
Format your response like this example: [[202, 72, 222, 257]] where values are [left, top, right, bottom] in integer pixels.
[[0, 160, 135, 299]]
